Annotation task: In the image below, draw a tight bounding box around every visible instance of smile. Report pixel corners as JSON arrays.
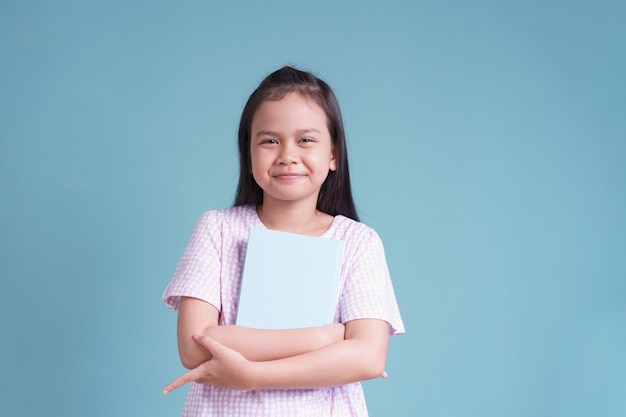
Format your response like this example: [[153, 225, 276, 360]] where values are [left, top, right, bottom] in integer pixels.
[[274, 174, 305, 180]]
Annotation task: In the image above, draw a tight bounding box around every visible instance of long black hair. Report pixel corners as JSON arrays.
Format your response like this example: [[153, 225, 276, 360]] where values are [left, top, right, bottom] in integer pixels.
[[233, 66, 359, 221]]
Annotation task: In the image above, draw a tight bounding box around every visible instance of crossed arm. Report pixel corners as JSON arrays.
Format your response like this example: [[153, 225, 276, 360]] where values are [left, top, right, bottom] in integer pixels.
[[163, 296, 389, 393]]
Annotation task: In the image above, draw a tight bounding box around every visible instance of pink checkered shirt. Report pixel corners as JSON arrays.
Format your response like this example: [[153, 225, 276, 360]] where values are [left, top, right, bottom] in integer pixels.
[[163, 205, 405, 417]]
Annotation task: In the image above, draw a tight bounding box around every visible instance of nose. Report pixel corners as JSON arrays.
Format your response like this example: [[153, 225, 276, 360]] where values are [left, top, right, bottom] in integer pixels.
[[277, 141, 298, 165]]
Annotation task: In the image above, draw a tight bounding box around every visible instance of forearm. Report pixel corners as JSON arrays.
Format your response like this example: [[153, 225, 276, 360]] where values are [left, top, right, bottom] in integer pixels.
[[178, 297, 345, 369], [204, 324, 344, 362], [248, 333, 387, 389], [247, 319, 389, 390], [163, 319, 389, 394], [182, 324, 344, 369]]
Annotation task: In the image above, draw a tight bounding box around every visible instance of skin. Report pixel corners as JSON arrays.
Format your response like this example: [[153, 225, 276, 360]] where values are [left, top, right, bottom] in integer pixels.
[[251, 92, 338, 236], [163, 93, 389, 394]]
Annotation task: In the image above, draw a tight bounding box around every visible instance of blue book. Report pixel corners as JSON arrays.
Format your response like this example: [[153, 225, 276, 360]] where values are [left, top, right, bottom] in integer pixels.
[[236, 228, 344, 329]]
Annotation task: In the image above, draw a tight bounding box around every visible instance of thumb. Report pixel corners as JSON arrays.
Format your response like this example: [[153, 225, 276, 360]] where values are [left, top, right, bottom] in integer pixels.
[[193, 334, 224, 354]]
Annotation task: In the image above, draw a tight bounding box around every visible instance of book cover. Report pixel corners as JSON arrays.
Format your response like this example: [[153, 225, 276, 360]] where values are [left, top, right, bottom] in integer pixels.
[[236, 227, 344, 329]]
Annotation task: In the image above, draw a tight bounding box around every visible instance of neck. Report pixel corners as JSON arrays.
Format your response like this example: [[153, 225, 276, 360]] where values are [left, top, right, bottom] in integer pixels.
[[257, 197, 334, 237]]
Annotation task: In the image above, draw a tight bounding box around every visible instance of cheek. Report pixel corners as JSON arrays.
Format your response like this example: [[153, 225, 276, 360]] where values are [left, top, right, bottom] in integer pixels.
[[250, 159, 261, 178], [249, 151, 271, 179], [322, 144, 337, 171], [249, 149, 262, 170]]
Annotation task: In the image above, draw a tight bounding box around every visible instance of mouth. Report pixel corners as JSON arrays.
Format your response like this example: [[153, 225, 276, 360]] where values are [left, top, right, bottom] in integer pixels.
[[274, 173, 305, 181]]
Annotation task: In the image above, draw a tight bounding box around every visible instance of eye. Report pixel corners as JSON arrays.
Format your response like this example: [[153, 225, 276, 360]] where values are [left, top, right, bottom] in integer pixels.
[[260, 138, 278, 145], [299, 137, 314, 143]]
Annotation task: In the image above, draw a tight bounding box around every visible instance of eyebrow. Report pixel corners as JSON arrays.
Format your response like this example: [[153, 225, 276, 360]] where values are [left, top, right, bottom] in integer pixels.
[[255, 128, 321, 138]]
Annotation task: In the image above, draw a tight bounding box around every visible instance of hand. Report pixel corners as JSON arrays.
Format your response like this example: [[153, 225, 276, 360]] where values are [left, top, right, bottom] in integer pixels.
[[162, 334, 255, 394]]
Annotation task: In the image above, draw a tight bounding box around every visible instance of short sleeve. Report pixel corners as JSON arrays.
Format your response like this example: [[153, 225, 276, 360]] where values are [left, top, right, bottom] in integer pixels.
[[162, 211, 223, 311], [340, 228, 405, 337]]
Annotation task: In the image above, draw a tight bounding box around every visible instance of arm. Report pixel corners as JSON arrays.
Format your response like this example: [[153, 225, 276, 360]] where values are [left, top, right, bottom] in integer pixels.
[[247, 318, 388, 389], [164, 317, 388, 392], [177, 296, 345, 369], [176, 296, 219, 369]]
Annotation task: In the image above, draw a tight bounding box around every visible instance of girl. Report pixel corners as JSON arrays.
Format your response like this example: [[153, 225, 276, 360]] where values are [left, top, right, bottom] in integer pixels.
[[162, 66, 405, 417]]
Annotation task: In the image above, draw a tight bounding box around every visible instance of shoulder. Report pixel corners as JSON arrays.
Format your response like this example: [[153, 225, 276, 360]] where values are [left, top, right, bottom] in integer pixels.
[[331, 215, 380, 239], [192, 205, 259, 242], [329, 216, 385, 253], [196, 205, 257, 225]]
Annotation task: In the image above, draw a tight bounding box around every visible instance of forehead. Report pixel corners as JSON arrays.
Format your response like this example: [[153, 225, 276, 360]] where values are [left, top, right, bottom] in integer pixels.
[[251, 92, 329, 132]]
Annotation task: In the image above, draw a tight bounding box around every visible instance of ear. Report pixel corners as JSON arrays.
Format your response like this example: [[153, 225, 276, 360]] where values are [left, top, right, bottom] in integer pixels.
[[329, 145, 337, 172]]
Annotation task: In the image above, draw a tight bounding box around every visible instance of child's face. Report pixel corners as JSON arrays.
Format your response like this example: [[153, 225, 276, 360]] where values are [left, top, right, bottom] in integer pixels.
[[250, 92, 337, 208]]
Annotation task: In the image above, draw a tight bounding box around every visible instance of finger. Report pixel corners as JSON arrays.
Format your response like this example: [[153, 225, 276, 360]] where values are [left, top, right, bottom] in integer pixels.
[[194, 334, 225, 355], [381, 370, 388, 379], [162, 366, 205, 394]]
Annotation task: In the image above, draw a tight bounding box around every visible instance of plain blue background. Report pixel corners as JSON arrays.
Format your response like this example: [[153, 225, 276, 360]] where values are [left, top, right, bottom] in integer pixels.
[[1, 1, 624, 416]]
